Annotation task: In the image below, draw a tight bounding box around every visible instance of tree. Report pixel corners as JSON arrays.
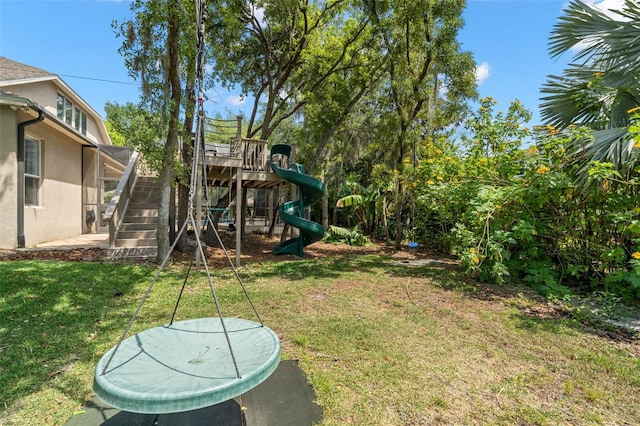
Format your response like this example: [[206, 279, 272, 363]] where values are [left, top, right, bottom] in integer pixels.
[[104, 101, 166, 172], [113, 0, 199, 262], [206, 0, 372, 141], [364, 0, 477, 248]]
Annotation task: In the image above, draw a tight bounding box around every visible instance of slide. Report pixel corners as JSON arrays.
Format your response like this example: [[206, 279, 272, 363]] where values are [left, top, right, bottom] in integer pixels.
[[270, 144, 325, 257]]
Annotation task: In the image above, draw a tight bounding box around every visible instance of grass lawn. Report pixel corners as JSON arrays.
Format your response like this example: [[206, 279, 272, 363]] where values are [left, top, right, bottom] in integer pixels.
[[1, 252, 639, 425]]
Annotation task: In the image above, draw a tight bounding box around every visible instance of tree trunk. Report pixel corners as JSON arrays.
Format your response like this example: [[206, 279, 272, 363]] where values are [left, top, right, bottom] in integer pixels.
[[156, 0, 181, 263], [394, 181, 404, 250], [177, 53, 197, 252]]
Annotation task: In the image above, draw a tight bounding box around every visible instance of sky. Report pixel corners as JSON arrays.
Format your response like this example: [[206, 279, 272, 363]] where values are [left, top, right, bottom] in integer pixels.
[[0, 0, 626, 126]]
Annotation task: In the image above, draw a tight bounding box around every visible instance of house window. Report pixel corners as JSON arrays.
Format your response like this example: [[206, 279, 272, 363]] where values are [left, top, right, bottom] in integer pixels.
[[24, 137, 41, 206], [74, 106, 87, 134], [57, 94, 87, 135], [80, 111, 87, 134]]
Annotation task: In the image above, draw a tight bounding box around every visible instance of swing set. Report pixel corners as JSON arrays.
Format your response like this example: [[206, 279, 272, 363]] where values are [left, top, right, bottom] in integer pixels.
[[93, 0, 280, 414]]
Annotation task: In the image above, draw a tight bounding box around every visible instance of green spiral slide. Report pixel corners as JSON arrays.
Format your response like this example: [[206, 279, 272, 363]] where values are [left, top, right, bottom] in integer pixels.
[[270, 144, 325, 257]]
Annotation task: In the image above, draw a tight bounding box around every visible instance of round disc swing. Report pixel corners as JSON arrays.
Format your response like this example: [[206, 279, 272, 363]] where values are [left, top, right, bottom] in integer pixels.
[[93, 1, 280, 414]]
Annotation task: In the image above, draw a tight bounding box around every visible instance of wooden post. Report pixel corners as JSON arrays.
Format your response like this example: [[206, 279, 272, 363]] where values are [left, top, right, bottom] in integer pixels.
[[268, 188, 274, 227], [235, 166, 242, 267]]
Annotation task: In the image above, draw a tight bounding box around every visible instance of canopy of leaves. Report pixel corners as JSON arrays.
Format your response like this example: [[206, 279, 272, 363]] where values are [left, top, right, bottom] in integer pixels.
[[104, 101, 166, 172]]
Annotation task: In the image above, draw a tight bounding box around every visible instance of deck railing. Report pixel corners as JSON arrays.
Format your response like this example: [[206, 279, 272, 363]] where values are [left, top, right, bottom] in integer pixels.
[[202, 117, 270, 172], [240, 138, 269, 171]]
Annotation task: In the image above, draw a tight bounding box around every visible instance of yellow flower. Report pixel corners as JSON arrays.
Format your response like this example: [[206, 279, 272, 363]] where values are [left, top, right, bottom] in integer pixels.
[[592, 71, 604, 78], [536, 166, 550, 174], [436, 176, 444, 181], [473, 257, 480, 264], [426, 158, 434, 164], [427, 180, 435, 185], [627, 106, 640, 114], [545, 125, 559, 135], [632, 252, 640, 260], [528, 146, 538, 155], [469, 248, 476, 254]]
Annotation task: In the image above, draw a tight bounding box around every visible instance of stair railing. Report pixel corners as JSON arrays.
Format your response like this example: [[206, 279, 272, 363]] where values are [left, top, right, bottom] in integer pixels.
[[103, 150, 141, 249]]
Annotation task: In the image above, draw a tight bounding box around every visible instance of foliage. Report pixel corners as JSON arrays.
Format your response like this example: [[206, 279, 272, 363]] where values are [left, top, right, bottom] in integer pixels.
[[541, 0, 640, 130], [206, 0, 371, 141], [322, 225, 371, 246], [539, 0, 639, 197], [364, 0, 477, 248], [104, 101, 166, 172]]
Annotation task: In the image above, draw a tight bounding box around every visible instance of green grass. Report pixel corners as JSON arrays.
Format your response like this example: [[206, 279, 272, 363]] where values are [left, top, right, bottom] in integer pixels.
[[2, 254, 639, 425]]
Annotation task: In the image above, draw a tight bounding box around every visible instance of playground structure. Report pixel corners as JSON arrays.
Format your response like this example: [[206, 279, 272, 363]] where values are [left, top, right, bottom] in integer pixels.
[[269, 144, 326, 257]]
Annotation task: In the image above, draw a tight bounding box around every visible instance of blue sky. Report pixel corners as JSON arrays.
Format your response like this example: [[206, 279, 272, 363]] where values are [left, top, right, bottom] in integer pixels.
[[0, 0, 624, 125]]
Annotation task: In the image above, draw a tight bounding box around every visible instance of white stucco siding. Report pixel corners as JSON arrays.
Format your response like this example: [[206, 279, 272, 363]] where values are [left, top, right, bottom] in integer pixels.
[[5, 81, 107, 145], [23, 129, 83, 247], [0, 106, 18, 248]]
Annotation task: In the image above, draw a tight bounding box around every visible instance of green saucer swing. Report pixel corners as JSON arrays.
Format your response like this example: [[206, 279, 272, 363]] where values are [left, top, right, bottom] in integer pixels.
[[93, 318, 280, 414]]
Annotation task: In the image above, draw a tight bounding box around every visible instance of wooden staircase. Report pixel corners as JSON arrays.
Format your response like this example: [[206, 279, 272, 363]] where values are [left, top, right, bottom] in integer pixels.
[[106, 177, 160, 260]]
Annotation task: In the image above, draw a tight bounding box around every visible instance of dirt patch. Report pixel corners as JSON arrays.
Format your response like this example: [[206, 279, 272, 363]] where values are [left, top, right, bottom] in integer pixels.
[[0, 247, 106, 262], [0, 232, 441, 266]]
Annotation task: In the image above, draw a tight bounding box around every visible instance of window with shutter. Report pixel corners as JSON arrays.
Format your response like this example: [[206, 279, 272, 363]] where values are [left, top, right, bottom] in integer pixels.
[[24, 137, 41, 206]]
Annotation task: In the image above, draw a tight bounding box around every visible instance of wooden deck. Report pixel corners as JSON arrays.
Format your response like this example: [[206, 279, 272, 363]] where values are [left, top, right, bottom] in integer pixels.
[[205, 137, 286, 189]]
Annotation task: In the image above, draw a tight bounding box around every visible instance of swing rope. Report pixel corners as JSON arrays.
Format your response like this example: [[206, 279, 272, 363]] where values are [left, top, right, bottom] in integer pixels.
[[100, 0, 262, 379]]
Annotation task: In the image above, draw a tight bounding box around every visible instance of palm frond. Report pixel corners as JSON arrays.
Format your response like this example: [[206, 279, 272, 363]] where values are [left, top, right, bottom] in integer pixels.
[[569, 126, 639, 190], [336, 194, 365, 208], [570, 127, 635, 168], [326, 225, 353, 237], [549, 0, 640, 76], [540, 64, 640, 129]]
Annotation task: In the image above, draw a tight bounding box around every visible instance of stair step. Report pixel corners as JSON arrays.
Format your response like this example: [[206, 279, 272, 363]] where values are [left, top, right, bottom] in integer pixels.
[[120, 223, 156, 231], [127, 202, 160, 209], [107, 247, 157, 260], [130, 194, 160, 202], [109, 176, 161, 260], [122, 220, 158, 228], [124, 209, 159, 218], [115, 238, 157, 248], [117, 230, 156, 239]]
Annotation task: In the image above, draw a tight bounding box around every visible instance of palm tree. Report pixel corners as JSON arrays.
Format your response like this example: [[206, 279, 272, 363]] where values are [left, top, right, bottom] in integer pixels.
[[540, 0, 640, 171]]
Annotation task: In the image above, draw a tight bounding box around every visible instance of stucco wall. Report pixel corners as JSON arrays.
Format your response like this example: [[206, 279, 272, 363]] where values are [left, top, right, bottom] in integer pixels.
[[8, 81, 104, 144], [0, 106, 18, 249], [22, 124, 83, 246]]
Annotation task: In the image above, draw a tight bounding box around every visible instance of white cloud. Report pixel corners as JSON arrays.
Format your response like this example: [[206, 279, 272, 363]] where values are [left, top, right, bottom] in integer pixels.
[[225, 94, 246, 106], [475, 62, 490, 86], [589, 0, 627, 17]]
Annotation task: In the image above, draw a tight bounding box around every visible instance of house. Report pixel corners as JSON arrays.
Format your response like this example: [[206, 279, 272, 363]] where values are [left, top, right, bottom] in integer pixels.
[[0, 56, 129, 249]]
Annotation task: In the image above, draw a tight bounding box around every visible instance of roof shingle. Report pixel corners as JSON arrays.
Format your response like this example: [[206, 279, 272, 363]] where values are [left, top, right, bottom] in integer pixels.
[[0, 56, 54, 81]]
